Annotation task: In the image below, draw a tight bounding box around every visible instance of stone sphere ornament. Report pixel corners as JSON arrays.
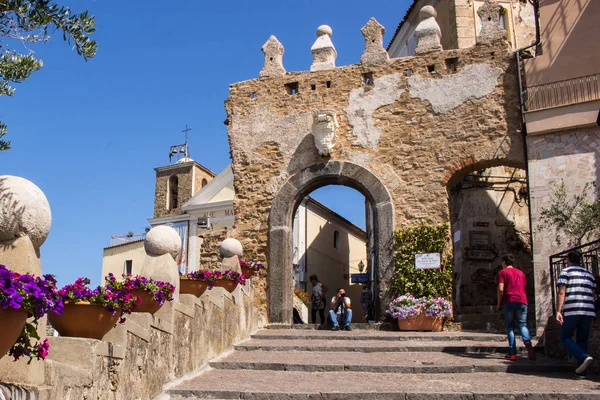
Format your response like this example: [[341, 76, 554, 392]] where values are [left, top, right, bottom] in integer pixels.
[[144, 225, 181, 258], [419, 5, 437, 19], [0, 175, 51, 249], [220, 238, 243, 258], [316, 25, 333, 38]]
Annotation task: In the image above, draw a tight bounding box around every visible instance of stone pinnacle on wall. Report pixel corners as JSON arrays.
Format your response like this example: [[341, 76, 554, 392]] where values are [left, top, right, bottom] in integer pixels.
[[476, 0, 507, 44], [414, 6, 443, 55], [310, 25, 337, 71], [360, 17, 389, 66], [259, 35, 286, 78]]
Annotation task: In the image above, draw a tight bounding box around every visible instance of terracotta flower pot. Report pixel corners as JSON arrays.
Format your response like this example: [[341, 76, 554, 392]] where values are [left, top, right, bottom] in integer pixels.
[[49, 302, 120, 340], [398, 315, 443, 331], [0, 308, 28, 360], [131, 289, 163, 315], [218, 279, 238, 293], [180, 278, 210, 297], [241, 266, 254, 278]]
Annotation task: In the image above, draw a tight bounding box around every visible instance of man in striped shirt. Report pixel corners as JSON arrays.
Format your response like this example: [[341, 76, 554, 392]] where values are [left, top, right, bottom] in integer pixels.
[[556, 251, 596, 377]]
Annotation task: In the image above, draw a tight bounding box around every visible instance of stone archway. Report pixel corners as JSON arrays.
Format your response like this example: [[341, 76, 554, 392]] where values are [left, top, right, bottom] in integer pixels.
[[267, 161, 394, 324]]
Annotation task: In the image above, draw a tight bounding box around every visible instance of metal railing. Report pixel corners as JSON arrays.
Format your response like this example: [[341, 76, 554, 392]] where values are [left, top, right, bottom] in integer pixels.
[[525, 72, 600, 112], [549, 238, 600, 313]]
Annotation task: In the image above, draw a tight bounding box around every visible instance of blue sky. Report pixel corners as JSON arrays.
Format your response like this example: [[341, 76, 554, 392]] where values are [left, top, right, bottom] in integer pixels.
[[0, 0, 409, 287]]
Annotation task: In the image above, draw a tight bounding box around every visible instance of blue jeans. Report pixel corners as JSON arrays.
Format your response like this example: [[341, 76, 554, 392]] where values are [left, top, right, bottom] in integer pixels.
[[503, 302, 531, 355], [329, 309, 352, 327], [560, 315, 594, 362]]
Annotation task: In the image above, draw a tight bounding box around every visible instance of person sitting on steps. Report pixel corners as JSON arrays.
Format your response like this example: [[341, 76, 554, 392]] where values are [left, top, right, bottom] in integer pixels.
[[329, 288, 352, 331]]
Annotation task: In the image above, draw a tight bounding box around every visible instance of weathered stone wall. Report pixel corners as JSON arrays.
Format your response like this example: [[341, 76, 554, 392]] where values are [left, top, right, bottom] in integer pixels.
[[199, 228, 233, 268], [527, 126, 600, 333], [0, 285, 259, 400], [226, 39, 524, 320]]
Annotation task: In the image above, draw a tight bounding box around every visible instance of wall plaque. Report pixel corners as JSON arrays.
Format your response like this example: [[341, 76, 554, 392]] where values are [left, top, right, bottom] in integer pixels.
[[465, 248, 496, 260], [469, 231, 491, 249], [415, 253, 441, 270]]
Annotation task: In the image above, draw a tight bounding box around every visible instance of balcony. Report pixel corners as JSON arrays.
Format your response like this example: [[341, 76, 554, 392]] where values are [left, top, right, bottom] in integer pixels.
[[525, 73, 600, 112]]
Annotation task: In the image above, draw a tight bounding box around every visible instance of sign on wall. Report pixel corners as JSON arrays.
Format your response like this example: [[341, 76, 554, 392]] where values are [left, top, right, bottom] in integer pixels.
[[351, 273, 370, 284], [415, 253, 441, 270]]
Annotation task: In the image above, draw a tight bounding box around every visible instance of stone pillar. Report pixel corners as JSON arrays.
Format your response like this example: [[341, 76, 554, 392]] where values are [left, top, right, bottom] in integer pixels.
[[415, 6, 443, 54], [259, 35, 286, 78], [0, 175, 51, 385], [360, 17, 389, 66], [188, 221, 198, 272], [476, 0, 507, 44], [310, 25, 337, 71], [219, 238, 243, 273], [140, 225, 182, 300]]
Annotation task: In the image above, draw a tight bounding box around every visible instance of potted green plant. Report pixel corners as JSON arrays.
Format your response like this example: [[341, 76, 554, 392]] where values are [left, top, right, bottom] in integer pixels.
[[105, 273, 175, 315], [387, 294, 452, 331], [49, 278, 139, 340]]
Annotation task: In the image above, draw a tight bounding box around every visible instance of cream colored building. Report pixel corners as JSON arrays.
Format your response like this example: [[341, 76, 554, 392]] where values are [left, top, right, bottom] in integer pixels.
[[293, 197, 369, 322], [387, 0, 535, 57]]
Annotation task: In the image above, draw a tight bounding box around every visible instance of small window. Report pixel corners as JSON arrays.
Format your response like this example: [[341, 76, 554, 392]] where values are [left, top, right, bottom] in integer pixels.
[[333, 230, 340, 250], [168, 175, 178, 210], [363, 72, 374, 86], [202, 178, 208, 188], [285, 82, 299, 95], [124, 260, 133, 275]]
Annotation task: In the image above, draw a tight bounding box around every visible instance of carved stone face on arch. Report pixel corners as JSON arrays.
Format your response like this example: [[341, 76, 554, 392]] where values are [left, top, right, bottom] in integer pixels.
[[312, 110, 339, 156]]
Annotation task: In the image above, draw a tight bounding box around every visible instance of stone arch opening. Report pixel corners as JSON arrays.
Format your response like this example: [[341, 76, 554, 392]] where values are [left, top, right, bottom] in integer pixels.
[[446, 159, 532, 331], [267, 161, 394, 324]]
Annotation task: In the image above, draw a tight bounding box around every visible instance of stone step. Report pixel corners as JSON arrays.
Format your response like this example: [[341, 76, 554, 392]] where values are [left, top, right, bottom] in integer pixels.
[[252, 329, 507, 342], [269, 322, 393, 330], [210, 350, 569, 374], [234, 339, 540, 353], [167, 370, 600, 399]]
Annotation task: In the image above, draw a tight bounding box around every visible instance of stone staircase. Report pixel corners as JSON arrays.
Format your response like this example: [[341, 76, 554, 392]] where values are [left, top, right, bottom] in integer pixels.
[[163, 327, 599, 399]]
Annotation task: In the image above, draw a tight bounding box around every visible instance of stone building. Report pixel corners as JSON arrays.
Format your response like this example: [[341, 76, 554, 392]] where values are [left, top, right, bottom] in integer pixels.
[[387, 0, 536, 57], [225, 7, 532, 325], [521, 0, 600, 328]]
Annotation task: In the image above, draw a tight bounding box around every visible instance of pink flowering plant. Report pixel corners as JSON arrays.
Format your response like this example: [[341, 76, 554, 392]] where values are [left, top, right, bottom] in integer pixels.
[[0, 265, 63, 362], [219, 269, 246, 286], [181, 269, 221, 289], [57, 277, 139, 323], [239, 260, 265, 272], [105, 273, 175, 306], [387, 294, 452, 320]]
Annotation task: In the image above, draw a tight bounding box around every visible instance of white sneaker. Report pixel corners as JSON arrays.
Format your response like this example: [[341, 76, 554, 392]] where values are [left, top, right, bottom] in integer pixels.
[[575, 356, 593, 374]]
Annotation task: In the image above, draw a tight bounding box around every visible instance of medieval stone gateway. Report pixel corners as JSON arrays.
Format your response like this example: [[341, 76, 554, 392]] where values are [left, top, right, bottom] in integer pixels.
[[225, 22, 528, 325], [267, 161, 394, 323]]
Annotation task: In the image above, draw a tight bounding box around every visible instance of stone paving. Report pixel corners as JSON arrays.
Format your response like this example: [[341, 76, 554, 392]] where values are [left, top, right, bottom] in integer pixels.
[[164, 328, 600, 399]]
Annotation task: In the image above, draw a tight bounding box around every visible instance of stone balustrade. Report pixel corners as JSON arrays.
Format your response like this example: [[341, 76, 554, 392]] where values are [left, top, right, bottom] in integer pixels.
[[1, 283, 258, 399]]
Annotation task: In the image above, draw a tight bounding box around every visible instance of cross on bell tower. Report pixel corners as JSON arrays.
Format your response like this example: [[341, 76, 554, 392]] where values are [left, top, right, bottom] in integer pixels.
[[169, 125, 192, 164]]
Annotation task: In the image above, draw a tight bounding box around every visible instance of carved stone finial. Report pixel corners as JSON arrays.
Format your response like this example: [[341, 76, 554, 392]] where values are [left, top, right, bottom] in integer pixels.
[[476, 0, 507, 44], [415, 6, 443, 54], [360, 17, 389, 66], [259, 35, 286, 78], [312, 110, 339, 156], [310, 25, 337, 71]]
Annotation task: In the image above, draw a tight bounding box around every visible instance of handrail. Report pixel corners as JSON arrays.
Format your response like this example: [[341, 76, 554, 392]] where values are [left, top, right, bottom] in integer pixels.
[[549, 238, 600, 313], [525, 72, 600, 112]]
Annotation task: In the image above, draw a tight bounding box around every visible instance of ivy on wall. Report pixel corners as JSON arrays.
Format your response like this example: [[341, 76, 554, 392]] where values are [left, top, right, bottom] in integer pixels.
[[391, 223, 453, 299]]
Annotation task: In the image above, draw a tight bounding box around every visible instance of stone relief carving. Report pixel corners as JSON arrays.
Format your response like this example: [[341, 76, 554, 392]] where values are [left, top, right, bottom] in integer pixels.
[[312, 110, 339, 156]]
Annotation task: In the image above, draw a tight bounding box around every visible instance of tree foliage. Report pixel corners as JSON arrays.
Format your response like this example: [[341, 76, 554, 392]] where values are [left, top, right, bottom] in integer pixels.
[[538, 180, 600, 247], [0, 0, 97, 150], [391, 223, 453, 299]]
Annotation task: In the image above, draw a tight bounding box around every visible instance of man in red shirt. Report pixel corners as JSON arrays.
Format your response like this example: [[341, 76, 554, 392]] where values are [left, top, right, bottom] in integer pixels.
[[497, 254, 535, 361]]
